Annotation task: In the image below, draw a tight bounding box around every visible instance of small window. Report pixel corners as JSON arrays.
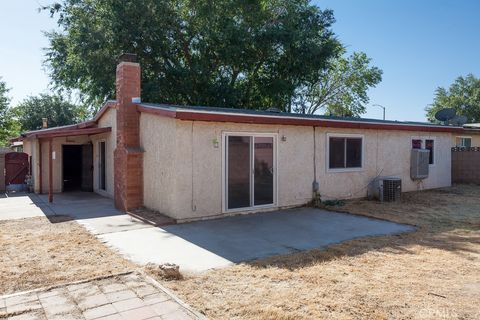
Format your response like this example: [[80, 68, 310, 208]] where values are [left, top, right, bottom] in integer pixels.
[[456, 137, 471, 148], [425, 139, 434, 165], [329, 136, 363, 169], [412, 139, 422, 149]]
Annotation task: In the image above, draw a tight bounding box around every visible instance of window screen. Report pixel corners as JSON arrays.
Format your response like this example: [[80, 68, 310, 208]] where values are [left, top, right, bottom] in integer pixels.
[[329, 137, 345, 169], [425, 139, 434, 164], [412, 139, 422, 149], [456, 137, 471, 148], [346, 138, 362, 167], [329, 137, 362, 169]]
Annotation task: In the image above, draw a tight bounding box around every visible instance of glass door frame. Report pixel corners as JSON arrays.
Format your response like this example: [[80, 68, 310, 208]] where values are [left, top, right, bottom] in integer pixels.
[[222, 132, 278, 213]]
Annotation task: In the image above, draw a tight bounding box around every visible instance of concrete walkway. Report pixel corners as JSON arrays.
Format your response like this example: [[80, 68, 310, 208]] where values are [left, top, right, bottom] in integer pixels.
[[0, 272, 202, 320], [0, 192, 414, 272]]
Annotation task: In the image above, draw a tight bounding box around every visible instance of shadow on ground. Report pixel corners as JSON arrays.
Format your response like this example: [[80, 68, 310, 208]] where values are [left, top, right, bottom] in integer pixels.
[[2, 185, 479, 272]]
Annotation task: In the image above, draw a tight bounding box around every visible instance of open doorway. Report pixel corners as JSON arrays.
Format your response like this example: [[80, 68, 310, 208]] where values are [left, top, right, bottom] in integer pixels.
[[62, 144, 93, 192]]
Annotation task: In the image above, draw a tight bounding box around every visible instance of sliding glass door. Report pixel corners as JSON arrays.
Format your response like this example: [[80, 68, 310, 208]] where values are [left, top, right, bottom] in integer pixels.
[[227, 136, 251, 209], [225, 134, 276, 211]]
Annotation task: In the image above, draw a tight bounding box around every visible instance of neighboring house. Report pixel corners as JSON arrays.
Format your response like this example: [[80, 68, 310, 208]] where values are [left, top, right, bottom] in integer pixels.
[[453, 124, 480, 147], [16, 55, 475, 222]]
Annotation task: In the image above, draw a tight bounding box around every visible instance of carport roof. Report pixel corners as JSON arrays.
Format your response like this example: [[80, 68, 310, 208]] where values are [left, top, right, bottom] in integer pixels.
[[23, 126, 112, 139], [18, 121, 112, 140], [16, 101, 116, 141]]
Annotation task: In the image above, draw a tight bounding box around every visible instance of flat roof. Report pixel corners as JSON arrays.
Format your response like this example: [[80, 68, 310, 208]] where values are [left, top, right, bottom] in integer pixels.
[[138, 103, 467, 133], [18, 100, 477, 139]]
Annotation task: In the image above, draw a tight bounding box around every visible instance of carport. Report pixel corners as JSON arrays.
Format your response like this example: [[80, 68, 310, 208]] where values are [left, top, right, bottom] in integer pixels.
[[21, 125, 111, 203]]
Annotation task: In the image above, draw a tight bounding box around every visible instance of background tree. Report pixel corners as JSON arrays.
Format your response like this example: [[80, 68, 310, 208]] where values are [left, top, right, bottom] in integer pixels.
[[0, 78, 20, 146], [293, 50, 382, 116], [426, 74, 480, 123], [13, 94, 89, 131], [44, 0, 340, 111]]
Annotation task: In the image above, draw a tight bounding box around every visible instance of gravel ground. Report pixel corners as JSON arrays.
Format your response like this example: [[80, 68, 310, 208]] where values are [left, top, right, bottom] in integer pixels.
[[0, 215, 134, 295]]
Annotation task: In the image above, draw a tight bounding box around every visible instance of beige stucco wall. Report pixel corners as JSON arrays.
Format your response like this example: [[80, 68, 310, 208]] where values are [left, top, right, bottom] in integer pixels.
[[140, 113, 177, 214], [314, 128, 451, 199], [170, 121, 314, 221], [91, 107, 116, 198], [140, 117, 452, 221]]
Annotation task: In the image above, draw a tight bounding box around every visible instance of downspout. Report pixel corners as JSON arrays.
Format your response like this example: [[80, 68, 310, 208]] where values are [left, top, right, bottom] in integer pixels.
[[191, 120, 196, 212], [312, 126, 321, 206], [48, 139, 53, 203], [39, 139, 42, 194]]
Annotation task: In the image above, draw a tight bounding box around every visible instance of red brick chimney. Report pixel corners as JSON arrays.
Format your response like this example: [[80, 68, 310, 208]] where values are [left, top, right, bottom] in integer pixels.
[[114, 53, 143, 211]]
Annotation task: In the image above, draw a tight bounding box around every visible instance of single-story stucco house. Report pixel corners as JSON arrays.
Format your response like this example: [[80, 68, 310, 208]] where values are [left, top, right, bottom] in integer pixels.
[[17, 55, 474, 222]]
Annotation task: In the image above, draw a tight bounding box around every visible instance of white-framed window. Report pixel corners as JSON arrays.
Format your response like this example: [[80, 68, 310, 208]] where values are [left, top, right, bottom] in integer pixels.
[[222, 132, 277, 213], [455, 136, 472, 148], [412, 137, 435, 165], [327, 133, 364, 172]]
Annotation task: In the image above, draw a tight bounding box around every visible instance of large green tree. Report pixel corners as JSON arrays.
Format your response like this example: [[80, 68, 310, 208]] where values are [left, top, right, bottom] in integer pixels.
[[44, 0, 340, 111], [426, 74, 480, 123], [13, 94, 89, 131], [0, 78, 20, 146], [293, 50, 382, 116]]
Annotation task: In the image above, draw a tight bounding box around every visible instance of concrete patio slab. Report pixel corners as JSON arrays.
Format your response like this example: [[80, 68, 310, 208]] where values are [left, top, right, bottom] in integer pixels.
[[0, 193, 53, 220], [100, 208, 414, 272], [0, 192, 414, 273], [99, 227, 234, 272], [0, 193, 152, 235]]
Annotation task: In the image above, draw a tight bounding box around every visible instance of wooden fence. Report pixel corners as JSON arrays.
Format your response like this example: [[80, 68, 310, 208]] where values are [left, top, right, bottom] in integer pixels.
[[451, 147, 480, 184]]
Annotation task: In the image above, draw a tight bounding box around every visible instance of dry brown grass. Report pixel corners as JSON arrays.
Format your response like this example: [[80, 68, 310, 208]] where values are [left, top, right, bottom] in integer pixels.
[[0, 216, 134, 295], [163, 185, 480, 320]]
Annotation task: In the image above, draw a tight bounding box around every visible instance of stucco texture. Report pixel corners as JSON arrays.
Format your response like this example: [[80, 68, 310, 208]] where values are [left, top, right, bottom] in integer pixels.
[[90, 107, 117, 198], [139, 113, 176, 214], [140, 116, 452, 222]]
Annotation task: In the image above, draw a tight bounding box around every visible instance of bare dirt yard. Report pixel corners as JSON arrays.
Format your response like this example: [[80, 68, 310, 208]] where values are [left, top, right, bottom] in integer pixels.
[[163, 185, 480, 320], [0, 216, 134, 295]]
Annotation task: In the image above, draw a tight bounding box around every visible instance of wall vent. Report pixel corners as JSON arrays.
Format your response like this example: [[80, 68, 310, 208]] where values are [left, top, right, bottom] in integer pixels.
[[411, 149, 430, 180]]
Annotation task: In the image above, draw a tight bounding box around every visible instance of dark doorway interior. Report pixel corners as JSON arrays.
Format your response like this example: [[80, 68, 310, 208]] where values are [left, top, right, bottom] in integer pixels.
[[63, 144, 93, 192]]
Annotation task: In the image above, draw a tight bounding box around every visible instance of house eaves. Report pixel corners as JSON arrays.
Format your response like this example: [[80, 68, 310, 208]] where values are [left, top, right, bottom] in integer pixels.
[[137, 103, 466, 133]]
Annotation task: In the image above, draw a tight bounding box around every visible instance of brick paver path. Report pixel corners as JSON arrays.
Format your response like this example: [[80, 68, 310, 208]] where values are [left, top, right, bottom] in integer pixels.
[[0, 273, 202, 320]]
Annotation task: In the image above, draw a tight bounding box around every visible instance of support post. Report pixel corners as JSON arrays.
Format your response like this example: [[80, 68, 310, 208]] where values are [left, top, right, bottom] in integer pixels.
[[48, 139, 53, 203]]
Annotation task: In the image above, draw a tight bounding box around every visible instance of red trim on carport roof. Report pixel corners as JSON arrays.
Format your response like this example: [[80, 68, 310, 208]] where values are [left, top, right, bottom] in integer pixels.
[[174, 111, 465, 133], [20, 101, 116, 140], [33, 127, 112, 139]]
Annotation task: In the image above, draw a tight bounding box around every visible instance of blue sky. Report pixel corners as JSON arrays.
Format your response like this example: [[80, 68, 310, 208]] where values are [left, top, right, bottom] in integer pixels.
[[1, 1, 479, 121]]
